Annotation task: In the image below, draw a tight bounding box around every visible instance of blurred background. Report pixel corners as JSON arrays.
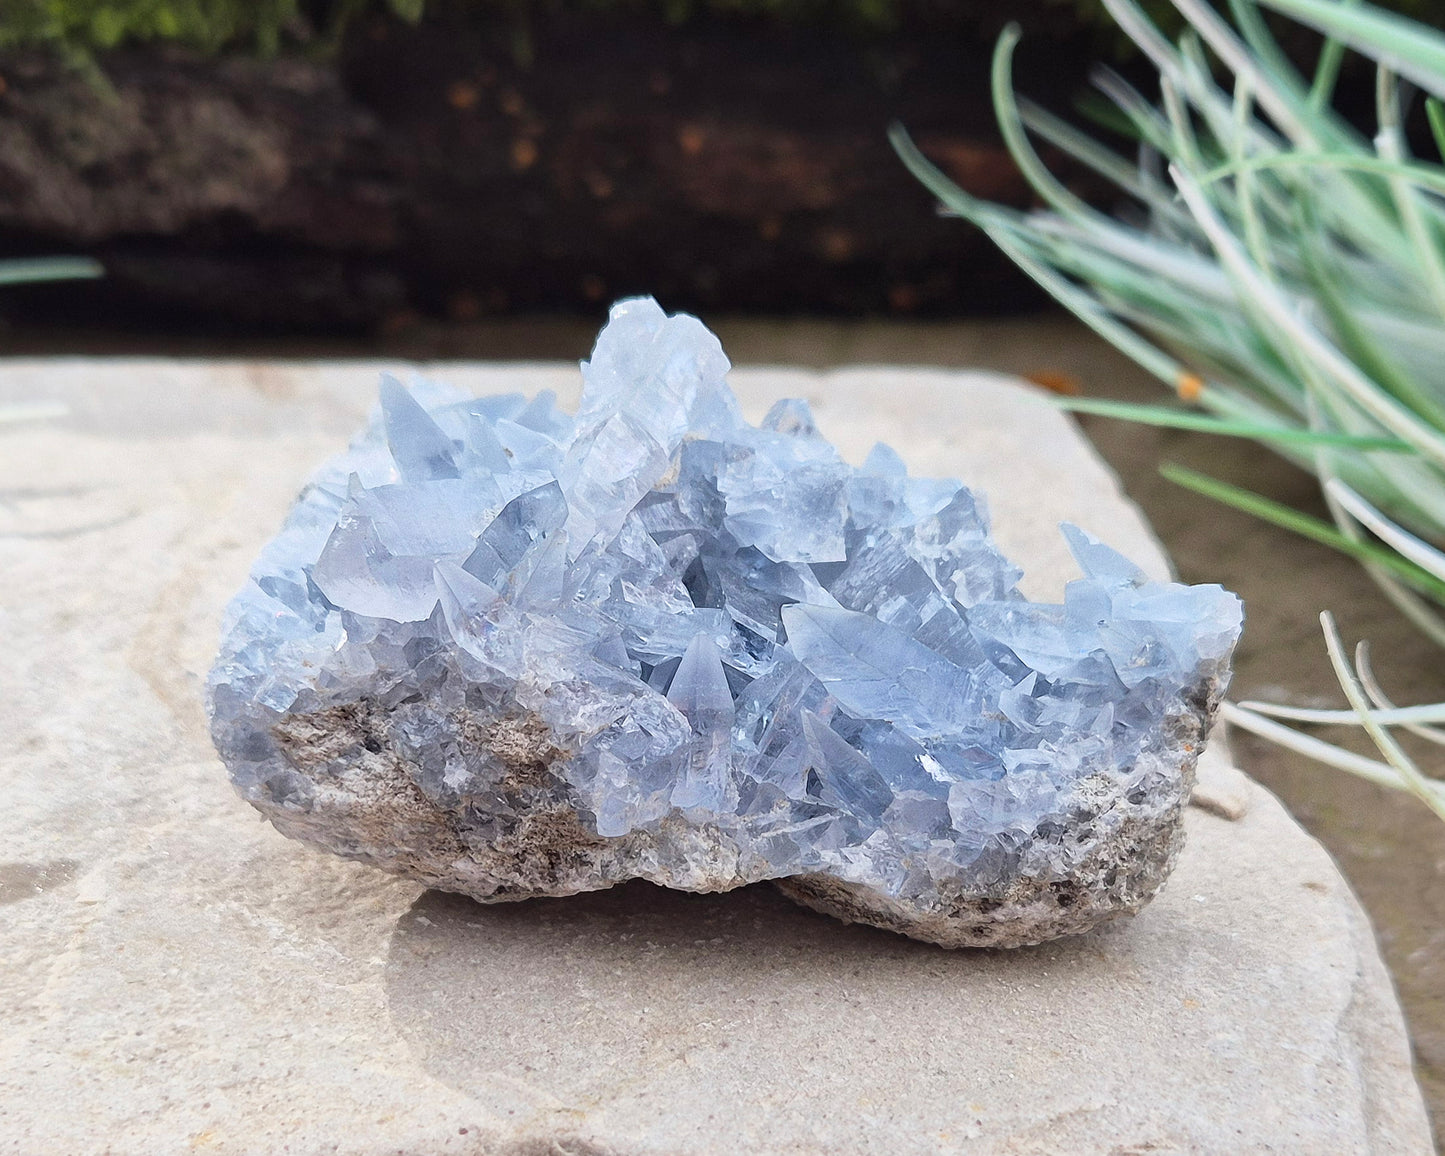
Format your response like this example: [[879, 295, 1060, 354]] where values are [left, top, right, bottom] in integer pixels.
[[0, 1, 1117, 344], [3, 0, 1444, 1140], [5, 0, 1434, 344]]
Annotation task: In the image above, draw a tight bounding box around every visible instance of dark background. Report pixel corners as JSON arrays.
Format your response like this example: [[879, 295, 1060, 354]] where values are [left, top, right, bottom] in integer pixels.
[[5, 1, 1431, 339], [0, 1, 1215, 337]]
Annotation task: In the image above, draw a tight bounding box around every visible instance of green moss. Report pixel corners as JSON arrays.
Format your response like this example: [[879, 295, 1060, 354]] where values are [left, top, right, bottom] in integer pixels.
[[0, 1, 419, 55]]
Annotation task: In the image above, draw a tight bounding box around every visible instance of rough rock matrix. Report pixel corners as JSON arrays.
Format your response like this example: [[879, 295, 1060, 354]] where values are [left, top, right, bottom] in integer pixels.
[[207, 298, 1242, 947]]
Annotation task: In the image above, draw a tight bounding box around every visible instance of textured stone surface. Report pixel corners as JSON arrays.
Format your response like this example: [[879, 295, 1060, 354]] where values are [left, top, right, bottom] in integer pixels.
[[0, 357, 1431, 1154], [208, 300, 1242, 948]]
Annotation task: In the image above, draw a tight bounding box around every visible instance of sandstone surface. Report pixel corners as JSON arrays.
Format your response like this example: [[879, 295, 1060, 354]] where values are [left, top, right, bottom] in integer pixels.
[[0, 358, 1430, 1154]]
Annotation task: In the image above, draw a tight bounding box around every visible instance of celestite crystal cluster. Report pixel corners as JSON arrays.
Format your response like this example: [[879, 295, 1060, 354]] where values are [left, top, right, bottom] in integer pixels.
[[208, 297, 1242, 947]]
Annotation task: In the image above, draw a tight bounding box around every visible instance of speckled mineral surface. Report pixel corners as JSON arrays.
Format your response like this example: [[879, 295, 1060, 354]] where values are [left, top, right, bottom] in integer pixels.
[[207, 297, 1243, 947]]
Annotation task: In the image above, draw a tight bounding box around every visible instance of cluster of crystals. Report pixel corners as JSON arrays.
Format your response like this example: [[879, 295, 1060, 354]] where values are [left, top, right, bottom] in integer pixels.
[[209, 297, 1242, 900]]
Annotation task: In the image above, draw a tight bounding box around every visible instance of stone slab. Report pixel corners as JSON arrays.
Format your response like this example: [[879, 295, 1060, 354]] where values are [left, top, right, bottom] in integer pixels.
[[0, 358, 1432, 1155]]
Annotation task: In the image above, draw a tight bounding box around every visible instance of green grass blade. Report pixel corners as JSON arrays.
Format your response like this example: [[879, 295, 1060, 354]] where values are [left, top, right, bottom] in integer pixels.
[[1173, 164, 1445, 464], [1257, 0, 1445, 100], [1220, 701, 1445, 801], [1162, 463, 1445, 601], [1429, 97, 1445, 161], [1310, 35, 1349, 109], [1228, 0, 1362, 142], [1100, 0, 1192, 84], [1073, 88, 1147, 141], [976, 227, 1204, 391], [1019, 99, 1192, 226], [1236, 699, 1445, 724], [888, 123, 997, 225], [1293, 197, 1445, 427], [1375, 64, 1445, 325], [1307, 0, 1366, 113], [1089, 68, 1180, 156], [1199, 152, 1445, 194], [988, 25, 1106, 225], [1326, 477, 1445, 579], [1172, 0, 1325, 147], [1229, 0, 1310, 101], [1320, 612, 1445, 821], [0, 257, 103, 286], [1057, 397, 1411, 449]]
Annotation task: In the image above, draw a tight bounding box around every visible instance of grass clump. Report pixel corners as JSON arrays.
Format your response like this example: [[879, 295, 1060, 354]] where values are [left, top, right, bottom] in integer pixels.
[[893, 0, 1445, 818]]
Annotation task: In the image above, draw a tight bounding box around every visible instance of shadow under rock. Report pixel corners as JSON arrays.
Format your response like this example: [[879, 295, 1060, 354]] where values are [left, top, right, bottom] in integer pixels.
[[383, 879, 1126, 1117]]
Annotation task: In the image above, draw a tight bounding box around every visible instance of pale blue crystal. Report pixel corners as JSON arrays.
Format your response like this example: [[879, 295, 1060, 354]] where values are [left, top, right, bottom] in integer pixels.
[[379, 372, 461, 482], [780, 603, 977, 737], [667, 633, 737, 813], [208, 297, 1243, 947]]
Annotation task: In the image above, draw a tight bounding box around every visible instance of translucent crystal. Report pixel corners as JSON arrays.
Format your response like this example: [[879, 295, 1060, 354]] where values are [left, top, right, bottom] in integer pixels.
[[208, 297, 1243, 948]]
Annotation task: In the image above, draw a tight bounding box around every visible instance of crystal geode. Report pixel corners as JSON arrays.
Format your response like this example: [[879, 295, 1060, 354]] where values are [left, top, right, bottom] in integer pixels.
[[207, 297, 1242, 948]]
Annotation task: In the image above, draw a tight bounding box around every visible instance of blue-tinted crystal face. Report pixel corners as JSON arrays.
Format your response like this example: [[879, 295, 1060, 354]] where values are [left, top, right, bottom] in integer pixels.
[[208, 297, 1242, 899]]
